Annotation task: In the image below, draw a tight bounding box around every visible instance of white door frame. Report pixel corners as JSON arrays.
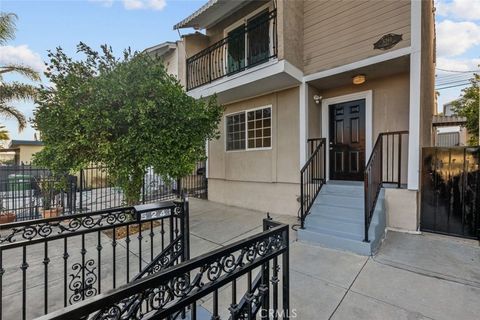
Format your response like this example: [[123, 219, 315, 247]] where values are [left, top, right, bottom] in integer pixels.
[[321, 90, 373, 181]]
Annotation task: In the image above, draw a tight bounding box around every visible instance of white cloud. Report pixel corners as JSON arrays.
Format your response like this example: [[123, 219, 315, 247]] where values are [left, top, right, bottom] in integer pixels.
[[91, 0, 166, 10], [123, 0, 166, 11], [436, 20, 480, 57], [0, 45, 45, 72], [123, 0, 144, 10], [88, 0, 114, 7], [436, 0, 480, 21], [437, 57, 480, 72]]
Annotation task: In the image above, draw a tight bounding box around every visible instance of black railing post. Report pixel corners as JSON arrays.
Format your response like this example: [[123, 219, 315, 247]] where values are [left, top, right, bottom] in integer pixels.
[[323, 138, 326, 183], [397, 133, 402, 188], [364, 170, 369, 243], [79, 169, 83, 213], [282, 228, 289, 320], [300, 172, 304, 229], [183, 194, 190, 262]]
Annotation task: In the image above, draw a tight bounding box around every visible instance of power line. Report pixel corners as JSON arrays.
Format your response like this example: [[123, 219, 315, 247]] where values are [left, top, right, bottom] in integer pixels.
[[436, 79, 472, 86], [436, 82, 471, 90], [436, 67, 480, 73]]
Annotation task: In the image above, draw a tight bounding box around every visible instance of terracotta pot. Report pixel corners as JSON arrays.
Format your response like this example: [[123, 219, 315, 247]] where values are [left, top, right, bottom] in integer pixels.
[[0, 212, 16, 224], [41, 207, 63, 219]]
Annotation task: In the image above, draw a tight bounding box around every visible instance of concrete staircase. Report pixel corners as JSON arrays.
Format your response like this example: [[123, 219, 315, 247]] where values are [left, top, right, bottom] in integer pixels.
[[298, 181, 386, 256]]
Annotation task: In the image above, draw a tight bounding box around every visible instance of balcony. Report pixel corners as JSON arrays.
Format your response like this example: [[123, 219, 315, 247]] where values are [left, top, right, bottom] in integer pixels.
[[186, 10, 277, 91]]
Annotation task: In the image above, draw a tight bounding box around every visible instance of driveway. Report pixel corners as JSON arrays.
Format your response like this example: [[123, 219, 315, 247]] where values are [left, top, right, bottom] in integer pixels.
[[187, 198, 480, 320]]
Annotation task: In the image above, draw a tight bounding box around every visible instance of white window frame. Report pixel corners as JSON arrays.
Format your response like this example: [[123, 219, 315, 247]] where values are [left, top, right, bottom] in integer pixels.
[[225, 105, 273, 152]]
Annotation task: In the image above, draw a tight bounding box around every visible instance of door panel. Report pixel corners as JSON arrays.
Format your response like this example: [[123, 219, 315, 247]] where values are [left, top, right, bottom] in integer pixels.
[[329, 100, 366, 181]]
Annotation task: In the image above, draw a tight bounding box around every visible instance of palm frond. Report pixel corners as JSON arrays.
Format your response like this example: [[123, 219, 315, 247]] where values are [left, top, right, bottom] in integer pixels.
[[0, 103, 27, 132], [0, 82, 38, 102], [0, 64, 41, 81], [0, 125, 10, 141], [0, 13, 17, 45]]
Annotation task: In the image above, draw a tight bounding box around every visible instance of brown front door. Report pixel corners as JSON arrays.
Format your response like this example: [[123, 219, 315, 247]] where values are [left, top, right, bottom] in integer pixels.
[[329, 99, 366, 181]]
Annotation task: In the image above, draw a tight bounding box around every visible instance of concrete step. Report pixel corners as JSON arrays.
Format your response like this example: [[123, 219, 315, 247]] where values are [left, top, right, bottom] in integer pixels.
[[298, 228, 373, 256], [305, 214, 373, 236], [321, 184, 364, 195], [299, 186, 387, 256], [315, 193, 364, 209]]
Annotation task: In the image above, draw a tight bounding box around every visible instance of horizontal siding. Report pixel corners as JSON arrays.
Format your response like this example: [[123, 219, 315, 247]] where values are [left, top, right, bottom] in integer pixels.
[[304, 0, 411, 75]]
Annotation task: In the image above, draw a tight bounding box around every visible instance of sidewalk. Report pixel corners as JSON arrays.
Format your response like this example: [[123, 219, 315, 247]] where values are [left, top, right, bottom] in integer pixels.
[[188, 198, 480, 320]]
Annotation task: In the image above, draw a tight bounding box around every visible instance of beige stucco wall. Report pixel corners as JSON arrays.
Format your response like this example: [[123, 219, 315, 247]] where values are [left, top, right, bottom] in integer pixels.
[[183, 32, 209, 59], [208, 87, 301, 216], [18, 145, 44, 164], [385, 188, 418, 231], [277, 0, 304, 70], [303, 0, 411, 75], [307, 84, 321, 139]]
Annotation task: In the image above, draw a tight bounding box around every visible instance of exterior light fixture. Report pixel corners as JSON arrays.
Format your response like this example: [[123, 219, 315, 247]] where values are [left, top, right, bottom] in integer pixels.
[[353, 74, 366, 85]]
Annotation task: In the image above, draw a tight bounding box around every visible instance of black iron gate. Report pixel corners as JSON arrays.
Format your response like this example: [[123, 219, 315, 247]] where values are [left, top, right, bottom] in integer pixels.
[[421, 147, 480, 239]]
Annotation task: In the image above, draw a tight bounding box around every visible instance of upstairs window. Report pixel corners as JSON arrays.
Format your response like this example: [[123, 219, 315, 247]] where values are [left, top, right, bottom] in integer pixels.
[[226, 10, 271, 75], [226, 106, 272, 151]]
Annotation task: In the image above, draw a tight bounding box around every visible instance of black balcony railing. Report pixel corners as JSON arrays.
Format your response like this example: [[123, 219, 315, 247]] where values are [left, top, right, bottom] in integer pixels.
[[0, 198, 189, 320], [36, 218, 290, 320], [364, 131, 408, 242], [186, 10, 277, 91]]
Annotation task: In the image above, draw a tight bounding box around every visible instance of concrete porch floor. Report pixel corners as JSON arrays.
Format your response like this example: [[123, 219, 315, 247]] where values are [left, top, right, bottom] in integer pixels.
[[2, 198, 480, 320], [187, 198, 480, 320]]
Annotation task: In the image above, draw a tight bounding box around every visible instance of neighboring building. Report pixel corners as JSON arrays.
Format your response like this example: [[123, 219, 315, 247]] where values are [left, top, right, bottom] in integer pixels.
[[3, 140, 45, 164], [144, 40, 186, 87], [433, 100, 468, 146], [172, 0, 436, 254]]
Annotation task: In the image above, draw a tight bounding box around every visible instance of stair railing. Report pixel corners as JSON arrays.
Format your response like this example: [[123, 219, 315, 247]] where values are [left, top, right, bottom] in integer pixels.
[[364, 131, 408, 242], [300, 138, 326, 229]]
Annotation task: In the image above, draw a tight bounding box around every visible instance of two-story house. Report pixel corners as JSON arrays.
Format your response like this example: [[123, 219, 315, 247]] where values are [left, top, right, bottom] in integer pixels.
[[171, 0, 436, 255]]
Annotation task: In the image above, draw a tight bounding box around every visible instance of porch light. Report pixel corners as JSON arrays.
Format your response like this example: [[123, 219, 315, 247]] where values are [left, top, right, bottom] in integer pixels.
[[353, 74, 366, 85]]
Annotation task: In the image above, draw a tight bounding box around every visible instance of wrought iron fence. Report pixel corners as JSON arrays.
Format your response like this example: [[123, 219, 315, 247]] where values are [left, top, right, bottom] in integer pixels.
[[300, 138, 326, 229], [0, 198, 189, 320], [36, 218, 290, 320], [0, 162, 207, 222], [186, 10, 277, 90]]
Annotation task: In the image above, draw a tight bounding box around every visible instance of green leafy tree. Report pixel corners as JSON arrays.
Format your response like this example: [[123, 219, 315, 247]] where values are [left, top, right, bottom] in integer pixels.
[[452, 72, 480, 146], [34, 43, 222, 205], [0, 12, 40, 131]]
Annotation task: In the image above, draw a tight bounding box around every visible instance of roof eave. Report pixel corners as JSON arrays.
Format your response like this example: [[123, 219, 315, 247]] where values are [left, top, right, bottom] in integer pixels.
[[174, 0, 253, 30]]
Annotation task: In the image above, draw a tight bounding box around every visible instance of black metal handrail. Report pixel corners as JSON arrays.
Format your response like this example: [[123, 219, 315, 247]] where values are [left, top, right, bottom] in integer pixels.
[[300, 138, 327, 229], [186, 10, 277, 91], [0, 199, 189, 320], [364, 131, 408, 242], [36, 219, 290, 320]]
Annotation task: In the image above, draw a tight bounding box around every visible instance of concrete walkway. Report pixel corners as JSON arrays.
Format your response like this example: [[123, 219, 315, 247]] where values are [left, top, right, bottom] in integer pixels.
[[187, 198, 480, 320]]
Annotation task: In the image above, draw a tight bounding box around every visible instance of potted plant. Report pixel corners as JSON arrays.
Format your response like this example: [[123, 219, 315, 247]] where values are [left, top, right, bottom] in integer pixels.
[[0, 195, 16, 224], [36, 176, 64, 219], [0, 210, 16, 224]]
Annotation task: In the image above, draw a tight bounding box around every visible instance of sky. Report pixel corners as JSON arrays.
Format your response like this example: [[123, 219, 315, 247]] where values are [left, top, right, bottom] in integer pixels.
[[1, 0, 480, 141]]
